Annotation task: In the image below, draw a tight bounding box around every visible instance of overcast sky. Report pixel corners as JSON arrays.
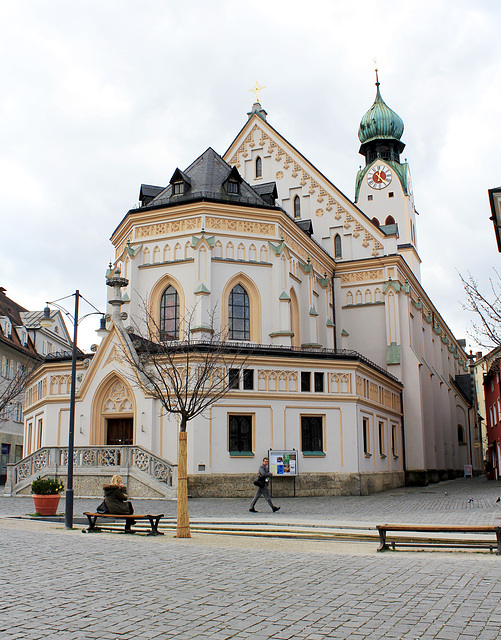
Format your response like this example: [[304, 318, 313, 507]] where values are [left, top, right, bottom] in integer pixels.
[[1, 0, 499, 351]]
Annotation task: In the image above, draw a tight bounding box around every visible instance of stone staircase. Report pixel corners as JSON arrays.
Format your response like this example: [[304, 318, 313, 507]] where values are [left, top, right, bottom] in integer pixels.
[[4, 445, 177, 499]]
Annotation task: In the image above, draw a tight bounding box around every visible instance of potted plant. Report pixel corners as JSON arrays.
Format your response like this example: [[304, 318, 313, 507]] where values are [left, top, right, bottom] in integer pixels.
[[31, 476, 65, 515]]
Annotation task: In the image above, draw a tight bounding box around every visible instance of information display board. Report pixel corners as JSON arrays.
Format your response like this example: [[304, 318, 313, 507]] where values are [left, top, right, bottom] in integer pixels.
[[269, 450, 298, 477]]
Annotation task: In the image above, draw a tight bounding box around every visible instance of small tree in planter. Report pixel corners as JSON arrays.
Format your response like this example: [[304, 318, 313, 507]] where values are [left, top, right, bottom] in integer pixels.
[[31, 477, 65, 515]]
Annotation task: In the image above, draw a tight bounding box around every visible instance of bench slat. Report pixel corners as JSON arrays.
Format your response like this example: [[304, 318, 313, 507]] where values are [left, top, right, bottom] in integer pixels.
[[376, 523, 501, 555], [82, 512, 165, 536], [378, 524, 498, 533]]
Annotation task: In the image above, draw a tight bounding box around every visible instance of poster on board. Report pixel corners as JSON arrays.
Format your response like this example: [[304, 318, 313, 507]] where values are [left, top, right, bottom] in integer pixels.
[[269, 450, 298, 476]]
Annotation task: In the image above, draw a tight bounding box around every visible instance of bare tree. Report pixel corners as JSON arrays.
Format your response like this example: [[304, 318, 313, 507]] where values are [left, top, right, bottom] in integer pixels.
[[0, 360, 39, 426], [120, 306, 249, 538], [460, 269, 501, 349]]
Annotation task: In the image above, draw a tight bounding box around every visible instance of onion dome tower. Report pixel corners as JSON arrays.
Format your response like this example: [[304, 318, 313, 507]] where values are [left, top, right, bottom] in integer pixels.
[[354, 70, 420, 279], [358, 70, 405, 166]]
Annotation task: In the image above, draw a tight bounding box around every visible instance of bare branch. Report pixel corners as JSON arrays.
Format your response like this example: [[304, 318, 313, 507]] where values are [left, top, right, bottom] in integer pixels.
[[459, 269, 501, 349], [0, 359, 39, 424], [119, 300, 249, 429]]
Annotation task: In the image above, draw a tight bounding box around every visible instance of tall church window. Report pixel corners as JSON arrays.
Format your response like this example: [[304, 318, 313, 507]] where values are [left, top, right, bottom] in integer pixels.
[[255, 156, 262, 178], [334, 234, 342, 258], [229, 284, 250, 340], [294, 195, 301, 218], [385, 215, 395, 225], [160, 285, 179, 340]]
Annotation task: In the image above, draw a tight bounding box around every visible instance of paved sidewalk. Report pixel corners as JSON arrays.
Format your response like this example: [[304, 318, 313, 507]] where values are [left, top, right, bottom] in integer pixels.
[[3, 475, 501, 527], [2, 477, 501, 640]]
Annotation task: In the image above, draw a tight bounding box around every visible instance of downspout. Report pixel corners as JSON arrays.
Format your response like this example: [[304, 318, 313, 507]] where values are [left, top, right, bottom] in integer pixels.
[[400, 389, 407, 484], [331, 273, 337, 351]]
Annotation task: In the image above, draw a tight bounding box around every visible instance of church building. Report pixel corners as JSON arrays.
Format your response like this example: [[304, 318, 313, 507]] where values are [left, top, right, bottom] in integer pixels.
[[13, 77, 479, 499]]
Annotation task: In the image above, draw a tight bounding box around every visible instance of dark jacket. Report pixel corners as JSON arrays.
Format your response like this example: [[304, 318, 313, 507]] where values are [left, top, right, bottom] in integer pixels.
[[103, 484, 131, 515], [257, 463, 272, 485]]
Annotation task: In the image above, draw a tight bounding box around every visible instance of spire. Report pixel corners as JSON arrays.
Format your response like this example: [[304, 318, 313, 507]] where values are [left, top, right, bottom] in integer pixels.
[[358, 70, 405, 165], [247, 81, 268, 121]]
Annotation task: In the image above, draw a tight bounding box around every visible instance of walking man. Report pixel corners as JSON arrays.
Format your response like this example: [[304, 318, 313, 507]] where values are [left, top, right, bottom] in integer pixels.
[[249, 456, 280, 513]]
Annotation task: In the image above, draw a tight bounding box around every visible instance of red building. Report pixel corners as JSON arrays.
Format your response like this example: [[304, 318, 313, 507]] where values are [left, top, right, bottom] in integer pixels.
[[484, 358, 501, 478]]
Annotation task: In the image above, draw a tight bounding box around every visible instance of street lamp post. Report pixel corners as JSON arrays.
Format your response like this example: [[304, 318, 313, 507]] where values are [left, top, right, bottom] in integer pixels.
[[41, 290, 106, 529], [66, 291, 79, 530]]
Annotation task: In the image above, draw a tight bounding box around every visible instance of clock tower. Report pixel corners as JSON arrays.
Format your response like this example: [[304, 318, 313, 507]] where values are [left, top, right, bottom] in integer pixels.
[[355, 71, 420, 280]]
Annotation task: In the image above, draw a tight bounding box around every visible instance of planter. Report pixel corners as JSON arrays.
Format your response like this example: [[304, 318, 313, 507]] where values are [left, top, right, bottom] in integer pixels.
[[32, 494, 61, 516]]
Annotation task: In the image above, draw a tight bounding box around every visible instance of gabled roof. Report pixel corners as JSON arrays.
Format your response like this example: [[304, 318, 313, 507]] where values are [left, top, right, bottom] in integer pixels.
[[145, 148, 278, 210], [0, 288, 39, 358], [223, 110, 388, 243]]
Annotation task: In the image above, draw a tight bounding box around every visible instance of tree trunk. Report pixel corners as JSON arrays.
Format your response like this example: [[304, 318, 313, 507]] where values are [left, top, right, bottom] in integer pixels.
[[176, 428, 191, 538]]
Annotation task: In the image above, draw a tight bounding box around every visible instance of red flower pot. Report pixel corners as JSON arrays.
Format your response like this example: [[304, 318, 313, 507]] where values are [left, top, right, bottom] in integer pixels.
[[33, 494, 61, 516]]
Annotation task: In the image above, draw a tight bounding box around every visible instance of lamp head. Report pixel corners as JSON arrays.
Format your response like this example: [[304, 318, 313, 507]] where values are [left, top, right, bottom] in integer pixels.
[[40, 306, 54, 328], [96, 316, 108, 339]]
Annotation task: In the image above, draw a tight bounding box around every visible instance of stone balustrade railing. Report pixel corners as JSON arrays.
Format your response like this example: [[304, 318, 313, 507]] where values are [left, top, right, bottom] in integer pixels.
[[4, 445, 177, 497]]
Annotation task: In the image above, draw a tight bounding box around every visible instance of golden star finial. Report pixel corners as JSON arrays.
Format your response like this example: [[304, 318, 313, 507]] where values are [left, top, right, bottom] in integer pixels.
[[249, 81, 265, 103]]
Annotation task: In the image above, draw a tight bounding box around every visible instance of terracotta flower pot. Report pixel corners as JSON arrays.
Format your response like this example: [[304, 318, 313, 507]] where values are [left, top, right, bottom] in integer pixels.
[[33, 494, 61, 516]]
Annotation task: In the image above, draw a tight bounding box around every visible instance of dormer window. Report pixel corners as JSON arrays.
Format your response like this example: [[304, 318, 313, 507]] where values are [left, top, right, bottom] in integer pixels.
[[0, 316, 12, 338], [169, 168, 191, 197], [227, 180, 239, 194]]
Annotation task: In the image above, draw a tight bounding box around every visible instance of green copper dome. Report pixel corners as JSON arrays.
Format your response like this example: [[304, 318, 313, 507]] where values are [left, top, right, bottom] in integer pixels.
[[358, 74, 404, 145]]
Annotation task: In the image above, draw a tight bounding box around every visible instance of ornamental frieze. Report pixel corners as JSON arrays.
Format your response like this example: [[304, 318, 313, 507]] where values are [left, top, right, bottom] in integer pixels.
[[340, 270, 384, 283], [135, 217, 202, 239], [205, 217, 274, 235]]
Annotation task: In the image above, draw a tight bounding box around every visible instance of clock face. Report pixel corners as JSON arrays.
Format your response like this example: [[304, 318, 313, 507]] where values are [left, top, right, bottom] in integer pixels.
[[367, 164, 392, 189]]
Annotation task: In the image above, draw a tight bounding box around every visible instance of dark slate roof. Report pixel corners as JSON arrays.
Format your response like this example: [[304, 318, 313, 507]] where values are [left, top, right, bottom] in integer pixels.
[[296, 219, 314, 237], [0, 287, 39, 358], [453, 374, 472, 404], [145, 148, 278, 209], [139, 184, 164, 207], [252, 182, 278, 205]]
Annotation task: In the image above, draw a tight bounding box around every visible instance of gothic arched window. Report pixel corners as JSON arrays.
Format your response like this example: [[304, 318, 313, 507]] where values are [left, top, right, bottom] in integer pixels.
[[334, 234, 342, 259], [160, 285, 179, 340], [255, 156, 262, 178], [229, 284, 250, 341], [385, 215, 395, 225], [294, 195, 301, 218], [371, 217, 380, 228]]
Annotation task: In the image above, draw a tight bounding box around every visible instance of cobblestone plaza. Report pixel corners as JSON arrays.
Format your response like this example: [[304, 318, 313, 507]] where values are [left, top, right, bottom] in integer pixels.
[[2, 477, 501, 639]]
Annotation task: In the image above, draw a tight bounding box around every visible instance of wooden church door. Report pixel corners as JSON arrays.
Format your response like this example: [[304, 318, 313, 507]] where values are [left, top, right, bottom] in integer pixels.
[[106, 418, 133, 445]]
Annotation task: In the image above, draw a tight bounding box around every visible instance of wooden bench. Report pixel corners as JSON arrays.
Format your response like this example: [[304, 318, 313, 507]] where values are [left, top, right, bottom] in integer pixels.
[[82, 512, 165, 536], [377, 524, 501, 554]]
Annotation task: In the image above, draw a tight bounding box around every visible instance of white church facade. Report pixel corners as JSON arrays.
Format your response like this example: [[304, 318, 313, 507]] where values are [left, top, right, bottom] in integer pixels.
[[13, 79, 479, 498]]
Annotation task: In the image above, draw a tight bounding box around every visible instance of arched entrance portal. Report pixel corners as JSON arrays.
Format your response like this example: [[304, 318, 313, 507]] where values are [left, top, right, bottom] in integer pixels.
[[91, 375, 136, 445]]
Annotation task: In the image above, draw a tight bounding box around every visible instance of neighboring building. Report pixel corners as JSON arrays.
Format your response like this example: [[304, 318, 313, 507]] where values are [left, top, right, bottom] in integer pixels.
[[483, 358, 501, 477], [0, 288, 40, 483], [21, 310, 73, 357], [488, 186, 501, 252], [472, 346, 501, 469], [17, 77, 477, 498]]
